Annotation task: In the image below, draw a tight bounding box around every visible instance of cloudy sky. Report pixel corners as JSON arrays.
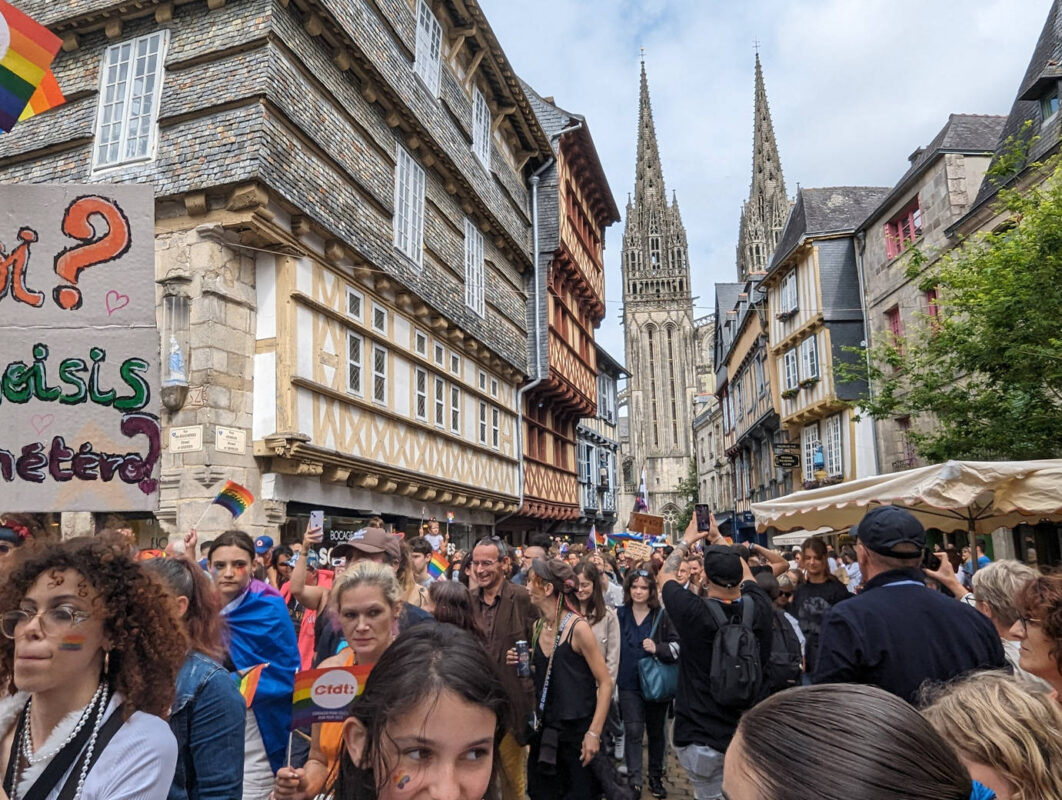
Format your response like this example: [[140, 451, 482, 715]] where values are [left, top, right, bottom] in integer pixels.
[[478, 0, 1053, 362]]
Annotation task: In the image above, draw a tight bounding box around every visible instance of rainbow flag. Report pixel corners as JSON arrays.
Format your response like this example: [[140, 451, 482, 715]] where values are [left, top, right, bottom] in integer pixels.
[[237, 662, 268, 708], [446, 511, 455, 523], [18, 67, 63, 121], [212, 480, 254, 518], [0, 1, 62, 132], [292, 665, 373, 729], [426, 552, 449, 580]]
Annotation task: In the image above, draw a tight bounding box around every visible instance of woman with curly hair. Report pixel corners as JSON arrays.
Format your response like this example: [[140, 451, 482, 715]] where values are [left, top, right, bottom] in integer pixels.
[[1009, 573, 1062, 703], [144, 557, 246, 800], [508, 559, 612, 800], [0, 536, 186, 799], [922, 670, 1062, 800]]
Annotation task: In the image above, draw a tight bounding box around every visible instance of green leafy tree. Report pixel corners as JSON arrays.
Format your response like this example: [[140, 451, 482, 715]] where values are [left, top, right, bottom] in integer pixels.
[[850, 152, 1062, 461], [674, 458, 699, 534]]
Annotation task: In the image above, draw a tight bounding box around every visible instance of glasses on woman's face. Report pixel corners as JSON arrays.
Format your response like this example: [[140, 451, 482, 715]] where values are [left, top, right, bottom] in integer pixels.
[[1016, 614, 1042, 635], [1, 607, 92, 639]]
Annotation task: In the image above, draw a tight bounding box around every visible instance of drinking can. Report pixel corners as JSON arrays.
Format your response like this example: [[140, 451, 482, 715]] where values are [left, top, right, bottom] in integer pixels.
[[515, 640, 531, 677]]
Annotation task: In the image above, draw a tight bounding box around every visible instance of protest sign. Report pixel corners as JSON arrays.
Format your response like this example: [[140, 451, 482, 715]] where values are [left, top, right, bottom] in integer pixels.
[[292, 665, 373, 728], [0, 185, 159, 511], [628, 512, 664, 537], [624, 540, 653, 562]]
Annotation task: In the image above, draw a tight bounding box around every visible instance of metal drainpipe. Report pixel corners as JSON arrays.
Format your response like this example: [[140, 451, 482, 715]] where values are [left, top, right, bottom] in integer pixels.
[[494, 123, 584, 535], [854, 230, 881, 476]]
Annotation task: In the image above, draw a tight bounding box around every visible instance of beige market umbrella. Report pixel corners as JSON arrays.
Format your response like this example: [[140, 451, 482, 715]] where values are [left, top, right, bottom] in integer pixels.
[[752, 460, 1062, 541]]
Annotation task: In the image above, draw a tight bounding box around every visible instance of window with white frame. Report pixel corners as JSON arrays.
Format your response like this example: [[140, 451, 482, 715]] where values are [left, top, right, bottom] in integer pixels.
[[346, 288, 364, 321], [434, 376, 445, 427], [754, 355, 766, 397], [800, 335, 819, 381], [414, 329, 427, 356], [347, 332, 363, 396], [471, 85, 491, 165], [490, 378, 498, 398], [824, 414, 843, 477], [783, 348, 799, 390], [802, 422, 821, 482], [478, 401, 488, 444], [478, 370, 487, 392], [781, 270, 798, 314], [434, 343, 445, 366], [372, 302, 387, 334], [734, 377, 744, 420], [464, 219, 485, 316], [413, 0, 442, 95], [598, 374, 616, 423], [491, 407, 499, 449], [372, 345, 387, 404], [450, 353, 461, 375], [94, 31, 168, 169], [393, 145, 425, 265], [450, 386, 461, 433], [414, 367, 428, 421]]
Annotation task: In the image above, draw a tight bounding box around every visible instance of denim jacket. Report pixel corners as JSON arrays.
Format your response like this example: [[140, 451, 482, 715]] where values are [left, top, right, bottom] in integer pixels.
[[169, 651, 246, 800]]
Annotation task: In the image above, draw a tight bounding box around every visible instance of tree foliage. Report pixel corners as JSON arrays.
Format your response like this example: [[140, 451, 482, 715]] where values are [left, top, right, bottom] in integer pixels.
[[850, 154, 1062, 461], [674, 458, 699, 534]]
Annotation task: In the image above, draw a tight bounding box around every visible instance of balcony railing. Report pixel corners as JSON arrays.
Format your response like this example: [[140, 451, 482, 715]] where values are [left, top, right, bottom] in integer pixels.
[[582, 483, 598, 510], [580, 483, 617, 514]]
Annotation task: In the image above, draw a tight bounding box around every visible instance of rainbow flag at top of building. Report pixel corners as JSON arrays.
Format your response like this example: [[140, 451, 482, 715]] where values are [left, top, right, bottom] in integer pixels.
[[236, 662, 268, 708], [212, 480, 254, 518], [292, 665, 373, 729], [426, 552, 449, 580], [0, 1, 62, 132]]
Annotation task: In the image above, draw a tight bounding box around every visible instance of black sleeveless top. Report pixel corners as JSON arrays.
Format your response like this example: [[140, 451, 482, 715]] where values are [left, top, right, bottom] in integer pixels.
[[532, 617, 597, 724]]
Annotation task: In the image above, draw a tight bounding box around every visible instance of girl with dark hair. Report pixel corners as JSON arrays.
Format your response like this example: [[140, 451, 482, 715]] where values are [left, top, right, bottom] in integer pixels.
[[144, 558, 246, 800], [427, 580, 485, 642], [721, 684, 982, 800], [0, 537, 187, 799], [512, 559, 612, 800], [789, 536, 850, 675], [616, 568, 679, 798], [207, 530, 299, 800], [573, 562, 619, 683], [325, 623, 509, 800]]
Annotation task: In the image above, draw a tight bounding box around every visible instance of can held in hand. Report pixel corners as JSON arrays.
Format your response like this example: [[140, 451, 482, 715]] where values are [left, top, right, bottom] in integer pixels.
[[515, 640, 531, 677]]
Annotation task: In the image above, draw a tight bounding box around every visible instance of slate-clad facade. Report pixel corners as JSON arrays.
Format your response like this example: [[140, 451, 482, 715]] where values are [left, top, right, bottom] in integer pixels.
[[1, 0, 550, 545]]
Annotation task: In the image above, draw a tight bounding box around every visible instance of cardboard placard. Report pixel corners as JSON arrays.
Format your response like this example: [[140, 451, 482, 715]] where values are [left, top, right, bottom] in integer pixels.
[[628, 512, 664, 537], [0, 185, 159, 511], [624, 540, 653, 562]]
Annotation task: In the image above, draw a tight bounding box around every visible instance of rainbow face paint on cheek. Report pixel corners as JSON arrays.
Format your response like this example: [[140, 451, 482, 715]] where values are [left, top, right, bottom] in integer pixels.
[[394, 775, 411, 790], [59, 635, 85, 651]]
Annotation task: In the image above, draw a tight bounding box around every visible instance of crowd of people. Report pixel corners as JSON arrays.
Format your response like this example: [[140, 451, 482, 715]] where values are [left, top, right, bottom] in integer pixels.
[[0, 507, 1059, 800]]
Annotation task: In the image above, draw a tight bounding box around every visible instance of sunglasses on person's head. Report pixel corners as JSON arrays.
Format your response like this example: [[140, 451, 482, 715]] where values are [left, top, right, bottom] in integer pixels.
[[632, 569, 651, 578]]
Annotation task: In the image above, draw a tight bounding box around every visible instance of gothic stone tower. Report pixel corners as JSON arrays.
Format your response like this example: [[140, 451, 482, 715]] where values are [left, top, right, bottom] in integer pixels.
[[619, 61, 697, 535], [736, 54, 792, 281]]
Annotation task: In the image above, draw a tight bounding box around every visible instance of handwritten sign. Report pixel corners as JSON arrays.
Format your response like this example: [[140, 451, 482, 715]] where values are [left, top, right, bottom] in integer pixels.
[[0, 185, 159, 511], [628, 512, 664, 537], [624, 541, 653, 562]]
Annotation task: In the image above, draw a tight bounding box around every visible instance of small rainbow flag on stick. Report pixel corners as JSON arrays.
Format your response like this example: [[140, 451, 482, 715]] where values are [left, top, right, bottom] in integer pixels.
[[292, 665, 373, 729], [18, 67, 63, 122], [213, 480, 254, 518], [0, 1, 62, 132], [237, 662, 268, 708], [426, 552, 449, 580]]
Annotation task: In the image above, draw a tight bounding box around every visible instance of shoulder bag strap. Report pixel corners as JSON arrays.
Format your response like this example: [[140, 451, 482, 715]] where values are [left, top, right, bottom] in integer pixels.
[[704, 598, 728, 628], [647, 608, 662, 639], [55, 708, 124, 800], [740, 595, 756, 627]]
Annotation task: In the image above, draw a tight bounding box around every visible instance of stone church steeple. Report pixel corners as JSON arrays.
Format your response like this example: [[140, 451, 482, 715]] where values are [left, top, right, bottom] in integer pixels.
[[619, 60, 697, 534], [736, 54, 792, 280]]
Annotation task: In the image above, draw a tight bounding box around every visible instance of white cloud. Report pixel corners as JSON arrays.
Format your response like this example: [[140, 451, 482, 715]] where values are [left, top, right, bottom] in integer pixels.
[[478, 0, 1054, 360]]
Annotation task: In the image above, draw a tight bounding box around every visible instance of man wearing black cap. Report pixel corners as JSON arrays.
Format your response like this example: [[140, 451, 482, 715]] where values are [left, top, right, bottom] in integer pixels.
[[659, 516, 772, 799], [812, 505, 1005, 702]]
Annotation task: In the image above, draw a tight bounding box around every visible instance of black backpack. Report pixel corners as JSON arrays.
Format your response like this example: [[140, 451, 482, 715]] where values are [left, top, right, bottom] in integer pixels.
[[764, 608, 803, 694], [705, 597, 763, 707]]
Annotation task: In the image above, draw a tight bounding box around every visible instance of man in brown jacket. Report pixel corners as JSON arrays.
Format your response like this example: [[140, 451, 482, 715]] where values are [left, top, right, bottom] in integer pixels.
[[470, 536, 539, 800]]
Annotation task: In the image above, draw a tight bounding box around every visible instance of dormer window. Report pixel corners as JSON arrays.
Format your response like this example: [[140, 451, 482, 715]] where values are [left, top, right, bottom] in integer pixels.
[[1041, 84, 1059, 121]]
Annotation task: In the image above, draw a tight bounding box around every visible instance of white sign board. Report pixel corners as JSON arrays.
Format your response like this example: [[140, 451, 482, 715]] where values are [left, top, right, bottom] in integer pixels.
[[169, 425, 203, 453], [0, 185, 159, 511], [215, 426, 246, 454]]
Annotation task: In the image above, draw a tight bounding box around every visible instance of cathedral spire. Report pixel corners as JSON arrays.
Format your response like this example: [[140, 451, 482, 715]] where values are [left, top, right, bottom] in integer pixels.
[[635, 60, 667, 208], [737, 53, 792, 281]]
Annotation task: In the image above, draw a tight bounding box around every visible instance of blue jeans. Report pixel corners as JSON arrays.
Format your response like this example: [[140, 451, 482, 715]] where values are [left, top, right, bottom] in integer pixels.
[[618, 690, 668, 787]]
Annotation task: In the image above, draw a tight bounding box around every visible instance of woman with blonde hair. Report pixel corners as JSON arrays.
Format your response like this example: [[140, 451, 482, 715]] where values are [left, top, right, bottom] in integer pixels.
[[922, 670, 1062, 800], [273, 561, 403, 800]]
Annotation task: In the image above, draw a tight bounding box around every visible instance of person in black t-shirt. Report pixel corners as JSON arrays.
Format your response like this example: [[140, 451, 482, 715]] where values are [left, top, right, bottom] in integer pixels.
[[659, 516, 772, 800], [789, 536, 849, 675]]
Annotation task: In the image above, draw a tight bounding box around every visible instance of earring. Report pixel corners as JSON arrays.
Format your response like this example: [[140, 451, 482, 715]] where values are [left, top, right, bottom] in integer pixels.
[[103, 650, 110, 676]]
